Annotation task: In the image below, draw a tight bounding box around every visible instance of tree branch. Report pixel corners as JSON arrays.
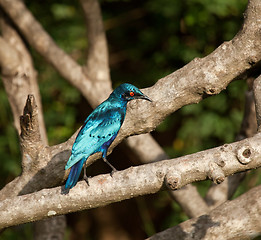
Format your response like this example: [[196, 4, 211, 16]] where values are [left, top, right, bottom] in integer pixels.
[[79, 0, 110, 82], [147, 185, 261, 240], [1, 131, 261, 229], [0, 14, 47, 143]]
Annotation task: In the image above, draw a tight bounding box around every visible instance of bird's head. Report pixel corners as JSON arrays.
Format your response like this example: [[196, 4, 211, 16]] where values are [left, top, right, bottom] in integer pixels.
[[112, 83, 152, 102]]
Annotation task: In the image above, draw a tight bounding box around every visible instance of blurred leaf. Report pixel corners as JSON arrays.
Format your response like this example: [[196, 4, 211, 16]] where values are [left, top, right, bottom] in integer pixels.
[[51, 4, 76, 20]]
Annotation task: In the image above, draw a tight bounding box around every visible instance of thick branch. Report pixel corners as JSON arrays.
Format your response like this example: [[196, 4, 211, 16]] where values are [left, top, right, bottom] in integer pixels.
[[147, 185, 261, 240], [0, 95, 48, 199], [1, 132, 261, 229]]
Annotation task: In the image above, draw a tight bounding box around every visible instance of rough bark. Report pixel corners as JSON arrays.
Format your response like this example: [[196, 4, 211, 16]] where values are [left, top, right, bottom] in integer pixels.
[[126, 135, 209, 217]]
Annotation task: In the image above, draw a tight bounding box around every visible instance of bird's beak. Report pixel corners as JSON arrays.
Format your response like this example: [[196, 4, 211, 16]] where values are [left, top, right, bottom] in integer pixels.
[[136, 93, 152, 102]]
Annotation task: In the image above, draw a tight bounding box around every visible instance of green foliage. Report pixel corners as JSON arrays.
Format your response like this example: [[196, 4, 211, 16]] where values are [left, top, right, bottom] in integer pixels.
[[0, 224, 32, 240], [157, 80, 247, 158], [176, 80, 246, 155], [0, 82, 21, 188], [38, 67, 81, 145]]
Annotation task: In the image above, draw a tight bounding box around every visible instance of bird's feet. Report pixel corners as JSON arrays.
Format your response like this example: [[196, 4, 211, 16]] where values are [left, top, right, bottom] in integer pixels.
[[83, 162, 89, 186], [83, 175, 89, 186], [110, 168, 118, 177], [102, 157, 118, 176]]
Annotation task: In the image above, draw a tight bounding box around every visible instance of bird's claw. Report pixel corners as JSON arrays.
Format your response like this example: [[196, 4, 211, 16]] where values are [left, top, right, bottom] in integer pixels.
[[110, 169, 117, 177], [84, 175, 89, 186]]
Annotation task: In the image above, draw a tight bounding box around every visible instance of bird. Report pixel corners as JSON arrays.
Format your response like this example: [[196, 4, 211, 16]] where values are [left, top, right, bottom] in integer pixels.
[[64, 83, 152, 191]]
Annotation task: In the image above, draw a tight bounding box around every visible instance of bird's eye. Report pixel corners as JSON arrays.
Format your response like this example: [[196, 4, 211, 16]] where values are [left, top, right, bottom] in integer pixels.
[[129, 91, 134, 97]]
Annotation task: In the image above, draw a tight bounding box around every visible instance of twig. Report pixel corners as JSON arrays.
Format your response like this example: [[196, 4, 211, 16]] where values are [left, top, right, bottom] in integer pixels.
[[253, 75, 261, 130]]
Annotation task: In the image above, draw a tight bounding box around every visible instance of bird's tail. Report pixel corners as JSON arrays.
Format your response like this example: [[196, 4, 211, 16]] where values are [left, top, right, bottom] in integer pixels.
[[65, 158, 85, 190]]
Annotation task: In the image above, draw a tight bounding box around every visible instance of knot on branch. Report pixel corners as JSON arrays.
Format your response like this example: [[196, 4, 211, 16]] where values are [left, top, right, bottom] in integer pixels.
[[196, 86, 219, 99], [165, 171, 181, 190], [207, 162, 225, 184], [204, 87, 218, 95], [19, 95, 45, 173], [20, 94, 41, 142], [236, 145, 253, 164]]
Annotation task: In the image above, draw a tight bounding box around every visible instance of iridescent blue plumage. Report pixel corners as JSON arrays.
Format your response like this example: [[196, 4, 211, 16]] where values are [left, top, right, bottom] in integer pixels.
[[64, 83, 151, 190]]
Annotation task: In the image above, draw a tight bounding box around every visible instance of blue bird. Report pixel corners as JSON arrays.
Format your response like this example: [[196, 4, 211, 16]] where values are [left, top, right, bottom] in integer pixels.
[[64, 83, 152, 191]]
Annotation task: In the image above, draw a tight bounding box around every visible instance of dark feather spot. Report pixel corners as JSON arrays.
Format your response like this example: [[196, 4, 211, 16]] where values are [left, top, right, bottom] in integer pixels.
[[102, 136, 105, 138], [108, 134, 111, 136], [98, 136, 100, 138], [89, 134, 91, 137]]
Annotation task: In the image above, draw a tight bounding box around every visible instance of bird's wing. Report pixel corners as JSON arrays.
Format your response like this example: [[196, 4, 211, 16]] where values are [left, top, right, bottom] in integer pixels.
[[65, 104, 124, 169]]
